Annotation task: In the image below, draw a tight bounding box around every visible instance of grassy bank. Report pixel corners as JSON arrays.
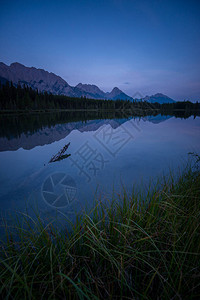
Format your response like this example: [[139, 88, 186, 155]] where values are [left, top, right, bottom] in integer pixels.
[[0, 165, 200, 299]]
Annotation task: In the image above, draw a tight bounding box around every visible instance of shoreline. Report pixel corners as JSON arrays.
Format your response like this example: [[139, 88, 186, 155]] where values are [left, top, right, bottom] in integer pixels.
[[0, 163, 200, 299], [0, 108, 198, 116]]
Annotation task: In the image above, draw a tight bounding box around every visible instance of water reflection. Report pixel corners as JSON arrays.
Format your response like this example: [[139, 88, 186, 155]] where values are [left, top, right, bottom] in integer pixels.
[[0, 112, 199, 233], [0, 112, 175, 152]]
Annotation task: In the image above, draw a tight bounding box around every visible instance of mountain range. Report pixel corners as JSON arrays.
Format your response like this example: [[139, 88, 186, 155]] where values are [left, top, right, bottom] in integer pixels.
[[0, 62, 176, 103]]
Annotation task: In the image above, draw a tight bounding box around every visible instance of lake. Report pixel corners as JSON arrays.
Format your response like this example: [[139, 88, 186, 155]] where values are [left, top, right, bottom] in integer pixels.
[[0, 112, 200, 232]]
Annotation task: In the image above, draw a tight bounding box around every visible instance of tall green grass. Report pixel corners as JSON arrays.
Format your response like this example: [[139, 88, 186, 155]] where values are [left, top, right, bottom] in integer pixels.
[[0, 162, 200, 299]]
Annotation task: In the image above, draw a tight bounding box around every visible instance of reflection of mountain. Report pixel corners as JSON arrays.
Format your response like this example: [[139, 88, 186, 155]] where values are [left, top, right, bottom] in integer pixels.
[[142, 114, 172, 124], [0, 119, 128, 151], [0, 113, 173, 152]]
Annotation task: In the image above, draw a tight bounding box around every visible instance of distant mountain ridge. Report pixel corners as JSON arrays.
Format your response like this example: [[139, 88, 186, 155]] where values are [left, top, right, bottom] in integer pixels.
[[0, 62, 132, 101], [0, 62, 176, 103], [142, 93, 175, 104]]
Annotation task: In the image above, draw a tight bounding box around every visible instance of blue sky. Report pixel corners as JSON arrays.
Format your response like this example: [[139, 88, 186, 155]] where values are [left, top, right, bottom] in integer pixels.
[[0, 0, 200, 101]]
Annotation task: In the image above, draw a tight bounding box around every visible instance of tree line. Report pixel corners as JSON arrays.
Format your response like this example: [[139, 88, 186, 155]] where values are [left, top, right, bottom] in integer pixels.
[[0, 81, 199, 114]]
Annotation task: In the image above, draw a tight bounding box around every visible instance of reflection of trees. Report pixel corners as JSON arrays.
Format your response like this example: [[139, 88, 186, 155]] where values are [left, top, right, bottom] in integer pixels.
[[0, 108, 199, 140]]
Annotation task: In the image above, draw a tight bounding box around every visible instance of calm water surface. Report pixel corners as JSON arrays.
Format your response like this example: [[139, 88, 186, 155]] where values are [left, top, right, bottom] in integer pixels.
[[0, 113, 200, 231]]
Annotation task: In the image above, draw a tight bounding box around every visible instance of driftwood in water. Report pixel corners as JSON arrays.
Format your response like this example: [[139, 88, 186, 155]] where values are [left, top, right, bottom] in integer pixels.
[[53, 153, 71, 162], [49, 142, 70, 163]]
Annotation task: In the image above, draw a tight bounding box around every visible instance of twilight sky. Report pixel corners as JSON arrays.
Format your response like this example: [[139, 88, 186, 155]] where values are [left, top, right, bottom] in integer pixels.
[[0, 0, 200, 101]]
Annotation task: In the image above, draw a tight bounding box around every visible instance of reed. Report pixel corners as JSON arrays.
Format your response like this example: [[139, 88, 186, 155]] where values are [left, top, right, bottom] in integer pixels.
[[0, 162, 200, 299]]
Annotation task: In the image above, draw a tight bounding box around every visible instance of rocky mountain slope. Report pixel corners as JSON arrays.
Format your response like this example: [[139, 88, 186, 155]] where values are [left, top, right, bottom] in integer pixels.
[[142, 93, 175, 103], [0, 62, 176, 103], [0, 62, 131, 100]]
